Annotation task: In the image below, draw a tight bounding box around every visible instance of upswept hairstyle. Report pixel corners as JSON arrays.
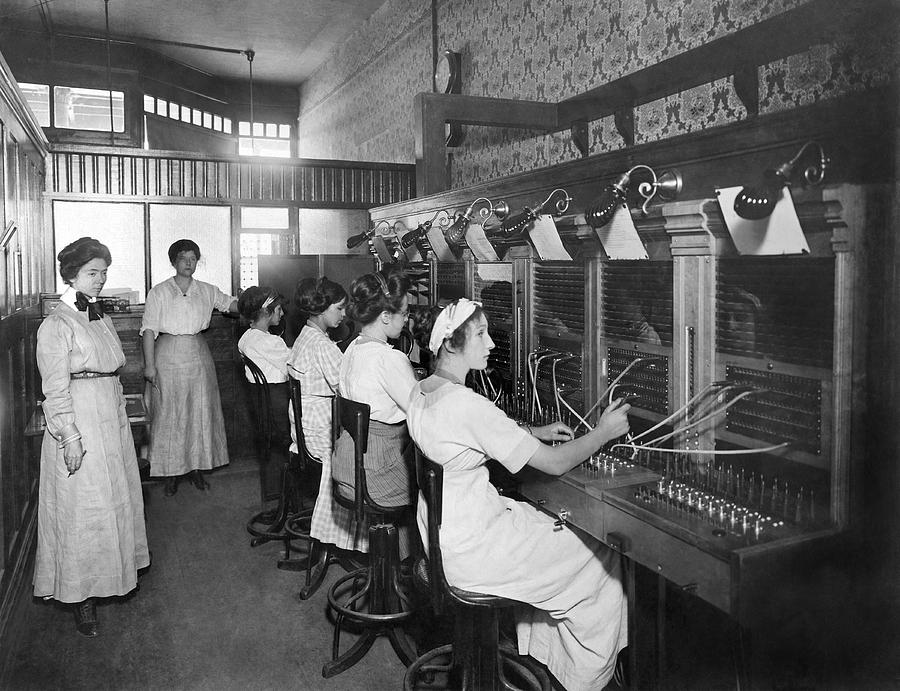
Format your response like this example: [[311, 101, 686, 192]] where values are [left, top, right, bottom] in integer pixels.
[[414, 300, 485, 354], [238, 285, 284, 322], [58, 237, 112, 284], [167, 239, 201, 264], [294, 276, 348, 318], [348, 270, 410, 325]]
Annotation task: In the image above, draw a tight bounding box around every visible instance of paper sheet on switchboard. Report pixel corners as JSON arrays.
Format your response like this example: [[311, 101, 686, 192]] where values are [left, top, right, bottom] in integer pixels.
[[716, 186, 810, 255], [426, 225, 455, 261], [465, 222, 499, 261], [593, 203, 648, 260], [529, 215, 571, 260]]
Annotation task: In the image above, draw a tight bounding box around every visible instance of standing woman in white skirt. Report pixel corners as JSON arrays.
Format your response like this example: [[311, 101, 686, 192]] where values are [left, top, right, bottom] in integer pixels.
[[35, 237, 150, 637], [141, 239, 237, 496]]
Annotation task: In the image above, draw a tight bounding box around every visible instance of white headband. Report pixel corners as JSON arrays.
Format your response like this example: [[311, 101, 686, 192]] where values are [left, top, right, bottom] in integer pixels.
[[428, 298, 482, 355]]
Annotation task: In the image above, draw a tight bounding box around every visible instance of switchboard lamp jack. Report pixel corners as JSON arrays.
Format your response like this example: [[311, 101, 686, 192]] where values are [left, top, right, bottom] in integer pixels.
[[733, 141, 828, 220], [586, 166, 682, 229]]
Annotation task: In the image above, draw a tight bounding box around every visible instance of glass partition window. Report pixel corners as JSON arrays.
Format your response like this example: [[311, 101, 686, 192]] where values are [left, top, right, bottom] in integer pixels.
[[17, 83, 50, 127], [53, 202, 145, 300], [53, 86, 124, 132], [239, 206, 295, 290], [149, 204, 232, 294]]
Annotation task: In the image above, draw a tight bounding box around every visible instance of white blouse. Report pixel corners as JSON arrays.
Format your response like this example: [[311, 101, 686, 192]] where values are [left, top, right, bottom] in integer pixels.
[[237, 328, 290, 383], [338, 336, 416, 424], [140, 277, 234, 337]]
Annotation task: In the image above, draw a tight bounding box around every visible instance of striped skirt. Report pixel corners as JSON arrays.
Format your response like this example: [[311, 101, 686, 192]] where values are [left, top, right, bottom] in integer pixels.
[[332, 420, 415, 556], [148, 333, 229, 477]]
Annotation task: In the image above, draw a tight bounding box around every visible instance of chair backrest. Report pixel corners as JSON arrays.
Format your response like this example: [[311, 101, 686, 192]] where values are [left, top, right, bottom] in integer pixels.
[[414, 446, 449, 613], [241, 353, 273, 458], [332, 394, 401, 521], [288, 376, 321, 467]]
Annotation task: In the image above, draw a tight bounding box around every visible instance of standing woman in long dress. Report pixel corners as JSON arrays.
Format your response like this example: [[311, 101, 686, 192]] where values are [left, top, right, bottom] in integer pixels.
[[407, 299, 631, 691], [34, 237, 150, 637], [288, 277, 357, 551], [141, 239, 237, 496]]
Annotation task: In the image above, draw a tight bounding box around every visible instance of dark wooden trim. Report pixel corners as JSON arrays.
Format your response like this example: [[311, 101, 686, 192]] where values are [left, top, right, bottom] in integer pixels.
[[47, 148, 416, 206], [378, 87, 895, 225], [557, 0, 885, 123], [413, 0, 893, 194], [414, 92, 559, 194]]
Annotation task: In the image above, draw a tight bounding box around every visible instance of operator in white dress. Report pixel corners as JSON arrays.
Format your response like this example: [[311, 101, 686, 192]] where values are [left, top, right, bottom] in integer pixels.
[[407, 298, 631, 691]]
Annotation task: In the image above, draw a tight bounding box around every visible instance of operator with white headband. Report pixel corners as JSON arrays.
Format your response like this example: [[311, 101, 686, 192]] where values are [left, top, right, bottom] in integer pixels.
[[407, 296, 632, 691]]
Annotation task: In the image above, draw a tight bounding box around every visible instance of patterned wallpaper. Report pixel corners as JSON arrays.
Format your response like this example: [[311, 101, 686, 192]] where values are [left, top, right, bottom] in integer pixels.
[[297, 0, 896, 189]]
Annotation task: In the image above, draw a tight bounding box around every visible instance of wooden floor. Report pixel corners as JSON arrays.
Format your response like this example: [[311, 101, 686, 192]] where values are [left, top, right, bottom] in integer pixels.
[[2, 457, 898, 690], [1, 461, 406, 691]]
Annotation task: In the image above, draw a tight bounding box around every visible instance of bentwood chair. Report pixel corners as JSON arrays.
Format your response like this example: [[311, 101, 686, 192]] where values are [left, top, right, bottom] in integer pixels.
[[403, 447, 550, 691], [283, 377, 347, 597], [243, 354, 312, 568], [322, 395, 419, 678]]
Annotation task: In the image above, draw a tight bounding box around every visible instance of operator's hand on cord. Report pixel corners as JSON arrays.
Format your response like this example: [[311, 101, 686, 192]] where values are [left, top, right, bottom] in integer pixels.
[[533, 422, 574, 443], [596, 399, 631, 441]]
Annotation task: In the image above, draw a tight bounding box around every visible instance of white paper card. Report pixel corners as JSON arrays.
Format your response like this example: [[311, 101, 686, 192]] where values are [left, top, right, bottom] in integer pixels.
[[716, 186, 810, 255], [426, 225, 456, 262], [465, 222, 500, 261], [528, 215, 571, 260], [593, 203, 649, 260]]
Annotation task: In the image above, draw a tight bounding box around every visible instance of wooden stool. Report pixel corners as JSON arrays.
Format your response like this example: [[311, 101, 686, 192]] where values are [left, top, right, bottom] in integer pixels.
[[403, 448, 550, 691], [242, 355, 312, 570], [283, 378, 344, 597], [322, 395, 418, 678]]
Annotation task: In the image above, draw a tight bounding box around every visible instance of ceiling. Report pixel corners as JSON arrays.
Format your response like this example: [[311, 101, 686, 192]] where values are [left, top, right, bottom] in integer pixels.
[[0, 0, 387, 86]]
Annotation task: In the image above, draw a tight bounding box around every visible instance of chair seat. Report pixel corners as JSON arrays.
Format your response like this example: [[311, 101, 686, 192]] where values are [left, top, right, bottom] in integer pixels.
[[413, 557, 522, 609]]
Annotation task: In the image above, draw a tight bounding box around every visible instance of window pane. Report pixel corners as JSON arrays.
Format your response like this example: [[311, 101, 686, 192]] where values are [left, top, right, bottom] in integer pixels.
[[192, 109, 202, 126], [239, 232, 297, 291], [238, 137, 291, 158], [53, 86, 125, 132], [223, 118, 232, 134], [181, 105, 191, 122], [238, 120, 251, 136], [203, 112, 212, 129], [168, 102, 179, 119], [265, 123, 277, 138], [252, 122, 264, 137], [18, 83, 50, 127], [149, 204, 232, 293], [157, 99, 167, 116], [213, 115, 222, 131], [143, 94, 155, 113], [278, 124, 290, 138], [54, 201, 146, 301], [241, 206, 289, 229]]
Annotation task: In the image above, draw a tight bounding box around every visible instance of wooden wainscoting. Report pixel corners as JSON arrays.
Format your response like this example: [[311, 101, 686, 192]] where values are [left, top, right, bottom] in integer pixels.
[[0, 306, 43, 650]]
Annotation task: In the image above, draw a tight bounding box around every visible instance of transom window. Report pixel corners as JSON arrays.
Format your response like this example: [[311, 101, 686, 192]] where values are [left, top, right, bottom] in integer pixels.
[[143, 95, 232, 134], [238, 121, 291, 158]]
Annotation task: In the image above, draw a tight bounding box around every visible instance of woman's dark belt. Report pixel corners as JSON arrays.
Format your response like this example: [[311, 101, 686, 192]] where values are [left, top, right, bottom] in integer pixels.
[[70, 371, 118, 380]]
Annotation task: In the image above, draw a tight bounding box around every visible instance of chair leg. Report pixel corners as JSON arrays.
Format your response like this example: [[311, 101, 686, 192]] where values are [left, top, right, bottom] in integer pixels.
[[322, 629, 380, 678], [297, 542, 336, 600], [387, 625, 418, 667]]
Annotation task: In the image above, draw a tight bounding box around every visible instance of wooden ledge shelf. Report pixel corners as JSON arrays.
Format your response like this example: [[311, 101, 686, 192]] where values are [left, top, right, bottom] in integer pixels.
[[415, 0, 890, 195]]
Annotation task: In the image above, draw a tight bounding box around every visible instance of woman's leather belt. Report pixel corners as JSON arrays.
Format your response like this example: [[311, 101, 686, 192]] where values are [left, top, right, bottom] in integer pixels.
[[70, 371, 118, 380]]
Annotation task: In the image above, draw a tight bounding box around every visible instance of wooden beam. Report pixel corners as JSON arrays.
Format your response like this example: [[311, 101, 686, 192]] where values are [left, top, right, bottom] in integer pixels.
[[557, 0, 887, 125], [414, 92, 558, 194]]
